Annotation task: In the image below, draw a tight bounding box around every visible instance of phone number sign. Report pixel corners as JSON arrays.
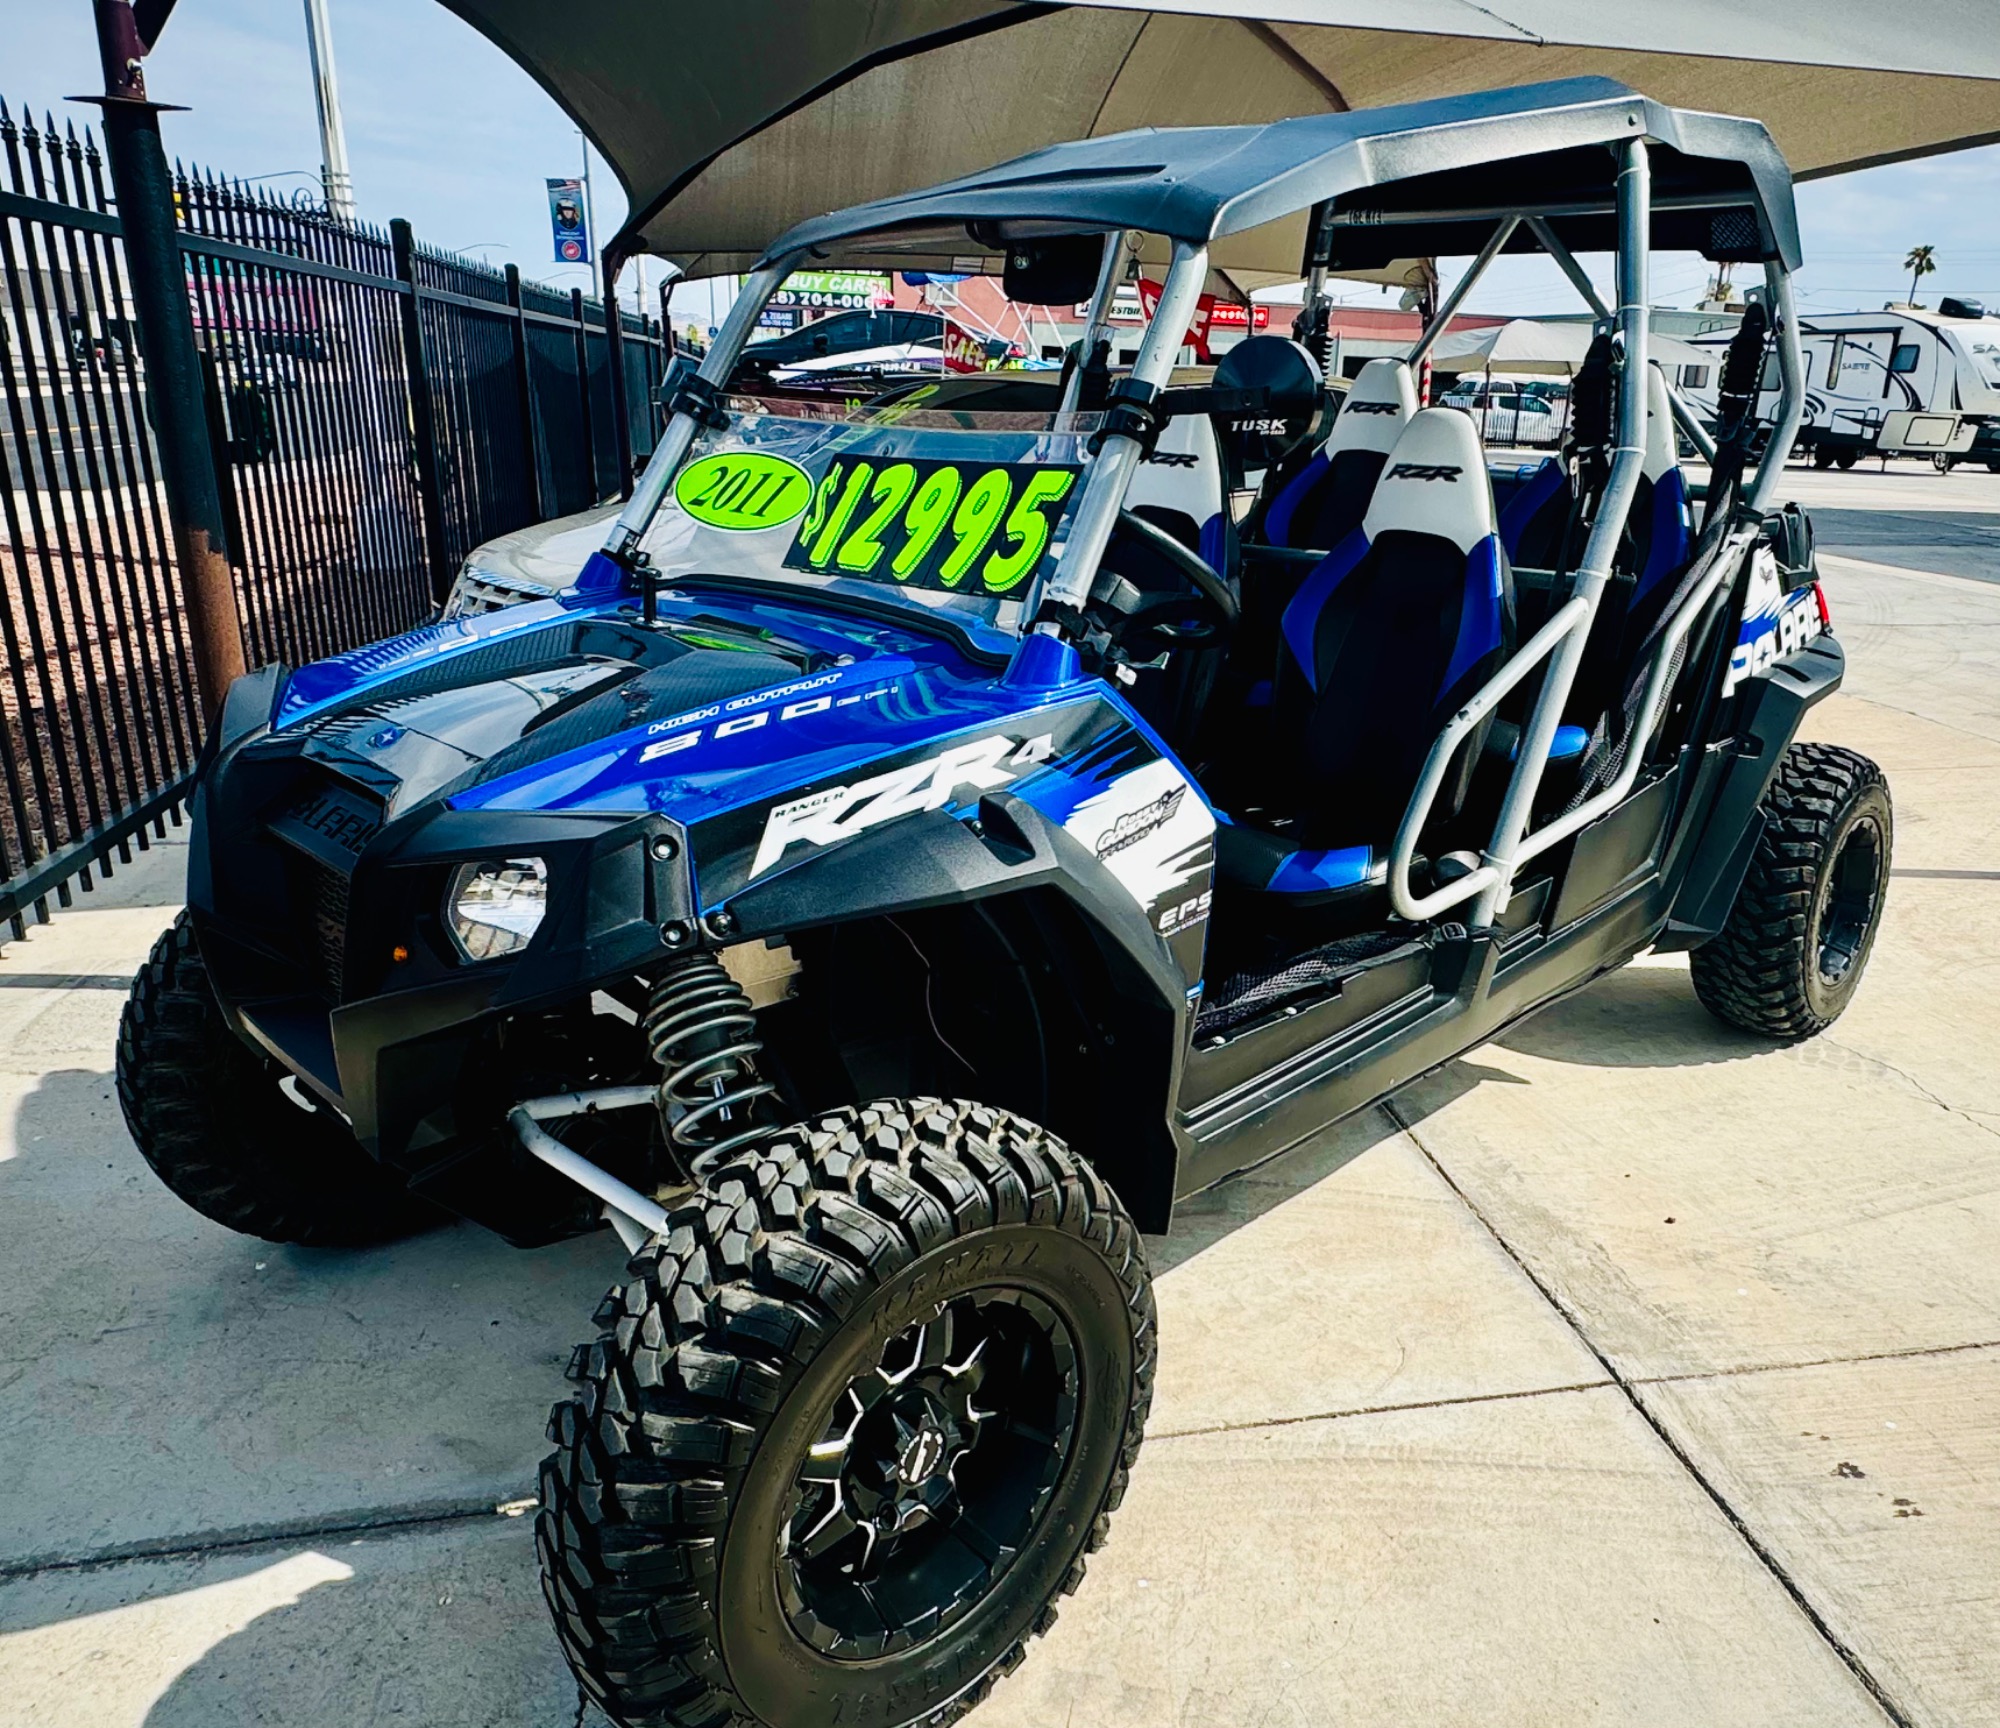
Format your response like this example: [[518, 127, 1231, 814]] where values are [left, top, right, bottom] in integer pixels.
[[768, 270, 893, 310]]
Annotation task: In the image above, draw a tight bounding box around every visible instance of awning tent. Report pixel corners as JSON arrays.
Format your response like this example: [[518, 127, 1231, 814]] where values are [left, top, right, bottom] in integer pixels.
[[440, 0, 2000, 287], [1427, 318, 1717, 376]]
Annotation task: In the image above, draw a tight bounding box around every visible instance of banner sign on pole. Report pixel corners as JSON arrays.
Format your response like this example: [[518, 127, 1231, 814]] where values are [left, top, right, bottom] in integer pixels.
[[940, 320, 987, 373], [547, 178, 590, 264], [1135, 278, 1268, 361]]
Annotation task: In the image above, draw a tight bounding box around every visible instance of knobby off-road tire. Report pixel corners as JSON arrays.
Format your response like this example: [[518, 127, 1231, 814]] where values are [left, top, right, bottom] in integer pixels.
[[116, 912, 441, 1245], [539, 1099, 1156, 1728], [1692, 742, 1892, 1039]]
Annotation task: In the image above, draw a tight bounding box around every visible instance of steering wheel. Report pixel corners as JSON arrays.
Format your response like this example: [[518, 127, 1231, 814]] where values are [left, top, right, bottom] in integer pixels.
[[1095, 508, 1238, 657]]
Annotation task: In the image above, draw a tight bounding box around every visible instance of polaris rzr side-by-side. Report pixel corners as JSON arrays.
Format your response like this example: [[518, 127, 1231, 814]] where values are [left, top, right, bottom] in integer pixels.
[[117, 78, 1892, 1728]]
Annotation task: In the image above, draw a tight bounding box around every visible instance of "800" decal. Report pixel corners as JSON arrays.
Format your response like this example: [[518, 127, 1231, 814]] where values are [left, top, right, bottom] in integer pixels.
[[783, 456, 1080, 595]]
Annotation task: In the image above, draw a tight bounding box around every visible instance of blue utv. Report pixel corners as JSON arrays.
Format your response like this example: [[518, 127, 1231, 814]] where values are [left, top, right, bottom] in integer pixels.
[[117, 77, 1889, 1728]]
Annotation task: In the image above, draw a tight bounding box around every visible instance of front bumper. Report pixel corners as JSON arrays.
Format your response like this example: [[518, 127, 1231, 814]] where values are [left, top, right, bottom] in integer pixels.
[[188, 674, 695, 1217]]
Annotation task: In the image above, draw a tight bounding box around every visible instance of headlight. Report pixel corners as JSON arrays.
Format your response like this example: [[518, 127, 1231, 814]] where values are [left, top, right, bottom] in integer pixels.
[[447, 857, 548, 960]]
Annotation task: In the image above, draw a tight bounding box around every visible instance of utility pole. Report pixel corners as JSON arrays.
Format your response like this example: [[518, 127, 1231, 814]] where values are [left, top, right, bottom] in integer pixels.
[[301, 0, 356, 221]]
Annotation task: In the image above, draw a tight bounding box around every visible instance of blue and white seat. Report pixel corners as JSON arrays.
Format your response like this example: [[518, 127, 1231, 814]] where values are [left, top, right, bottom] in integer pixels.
[[1217, 408, 1514, 904], [1260, 357, 1417, 552]]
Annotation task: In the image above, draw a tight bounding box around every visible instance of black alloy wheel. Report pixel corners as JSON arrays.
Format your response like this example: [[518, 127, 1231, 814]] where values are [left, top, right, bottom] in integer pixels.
[[538, 1098, 1154, 1728], [780, 1290, 1078, 1658]]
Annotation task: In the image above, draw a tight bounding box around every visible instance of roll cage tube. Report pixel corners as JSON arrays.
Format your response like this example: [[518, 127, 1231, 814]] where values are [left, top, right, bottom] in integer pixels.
[[1527, 215, 1717, 466], [1407, 216, 1520, 368], [1060, 230, 1136, 419], [1388, 138, 1809, 926], [1023, 240, 1212, 643]]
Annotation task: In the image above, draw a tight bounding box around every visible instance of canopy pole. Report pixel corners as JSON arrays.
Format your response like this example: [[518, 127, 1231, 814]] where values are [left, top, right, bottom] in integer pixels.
[[1408, 216, 1518, 367], [1528, 214, 1716, 465], [600, 255, 797, 565], [1471, 137, 1650, 928], [1061, 230, 1132, 418]]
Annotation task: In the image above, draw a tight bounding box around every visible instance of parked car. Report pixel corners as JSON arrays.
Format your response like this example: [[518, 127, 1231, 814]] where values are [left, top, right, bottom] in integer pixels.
[[1438, 382, 1563, 445]]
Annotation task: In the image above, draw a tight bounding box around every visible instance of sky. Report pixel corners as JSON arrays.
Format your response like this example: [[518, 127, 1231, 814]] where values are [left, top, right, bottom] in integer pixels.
[[12, 1, 2000, 331]]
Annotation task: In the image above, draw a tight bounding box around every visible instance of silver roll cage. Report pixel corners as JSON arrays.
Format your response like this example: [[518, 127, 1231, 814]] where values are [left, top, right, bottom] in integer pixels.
[[598, 116, 1806, 938]]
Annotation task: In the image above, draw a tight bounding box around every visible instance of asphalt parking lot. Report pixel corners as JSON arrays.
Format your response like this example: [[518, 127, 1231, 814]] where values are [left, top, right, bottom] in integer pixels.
[[1, 461, 1995, 1728]]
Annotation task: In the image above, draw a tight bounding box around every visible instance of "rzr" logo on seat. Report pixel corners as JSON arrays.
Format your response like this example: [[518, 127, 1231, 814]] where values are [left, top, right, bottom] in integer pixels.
[[1385, 462, 1461, 482], [1344, 400, 1400, 416]]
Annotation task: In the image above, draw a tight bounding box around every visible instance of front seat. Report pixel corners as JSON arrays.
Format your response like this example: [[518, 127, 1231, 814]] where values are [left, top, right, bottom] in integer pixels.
[[1216, 408, 1513, 905]]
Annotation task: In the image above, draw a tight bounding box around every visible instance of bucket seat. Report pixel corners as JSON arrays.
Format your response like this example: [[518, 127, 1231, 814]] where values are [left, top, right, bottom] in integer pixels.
[[1216, 408, 1513, 906]]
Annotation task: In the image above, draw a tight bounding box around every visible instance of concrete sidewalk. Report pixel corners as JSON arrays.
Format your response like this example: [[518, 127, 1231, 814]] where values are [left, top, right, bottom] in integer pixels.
[[3, 527, 1997, 1726]]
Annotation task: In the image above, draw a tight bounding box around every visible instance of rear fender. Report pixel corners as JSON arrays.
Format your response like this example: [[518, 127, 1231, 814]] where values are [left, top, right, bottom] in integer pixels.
[[1660, 634, 1845, 949]]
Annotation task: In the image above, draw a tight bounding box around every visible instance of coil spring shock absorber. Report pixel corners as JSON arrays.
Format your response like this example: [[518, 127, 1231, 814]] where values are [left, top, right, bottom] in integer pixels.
[[643, 952, 780, 1177]]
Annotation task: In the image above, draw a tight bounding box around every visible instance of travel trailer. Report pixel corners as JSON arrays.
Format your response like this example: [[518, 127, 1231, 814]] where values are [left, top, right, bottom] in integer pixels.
[[1681, 300, 2000, 469]]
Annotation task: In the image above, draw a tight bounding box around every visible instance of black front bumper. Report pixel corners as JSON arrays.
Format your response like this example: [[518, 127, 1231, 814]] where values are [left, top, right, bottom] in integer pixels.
[[187, 669, 695, 1228]]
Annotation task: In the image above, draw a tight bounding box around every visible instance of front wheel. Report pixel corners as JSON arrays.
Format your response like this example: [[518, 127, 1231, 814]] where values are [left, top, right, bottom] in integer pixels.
[[539, 1099, 1155, 1728], [1692, 743, 1892, 1039]]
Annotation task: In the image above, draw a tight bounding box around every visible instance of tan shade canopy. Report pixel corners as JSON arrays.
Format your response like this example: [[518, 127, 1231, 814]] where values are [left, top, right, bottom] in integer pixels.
[[439, 0, 2000, 280], [1427, 318, 1717, 375]]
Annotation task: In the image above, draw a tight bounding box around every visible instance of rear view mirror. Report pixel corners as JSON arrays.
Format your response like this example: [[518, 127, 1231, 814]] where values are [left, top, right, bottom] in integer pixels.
[[1003, 236, 1104, 308]]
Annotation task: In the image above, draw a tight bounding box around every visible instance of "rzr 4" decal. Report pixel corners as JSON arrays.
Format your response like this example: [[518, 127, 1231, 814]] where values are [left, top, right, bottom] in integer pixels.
[[749, 733, 1055, 879]]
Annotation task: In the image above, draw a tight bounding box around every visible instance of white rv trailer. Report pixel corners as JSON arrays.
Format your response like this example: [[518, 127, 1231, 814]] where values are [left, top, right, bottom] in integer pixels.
[[1679, 301, 2000, 470]]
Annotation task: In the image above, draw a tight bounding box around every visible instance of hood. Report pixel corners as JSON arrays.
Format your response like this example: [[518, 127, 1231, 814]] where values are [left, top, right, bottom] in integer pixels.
[[248, 587, 1025, 841]]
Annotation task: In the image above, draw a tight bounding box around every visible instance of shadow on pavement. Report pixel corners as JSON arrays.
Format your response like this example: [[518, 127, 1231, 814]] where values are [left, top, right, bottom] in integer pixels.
[[1489, 960, 1772, 1071], [0, 1064, 620, 1577]]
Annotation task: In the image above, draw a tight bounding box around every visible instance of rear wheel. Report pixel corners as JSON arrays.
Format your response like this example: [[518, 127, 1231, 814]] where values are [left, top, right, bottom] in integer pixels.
[[1691, 743, 1892, 1039], [538, 1098, 1154, 1728], [116, 912, 441, 1245], [1811, 445, 1835, 470], [1834, 449, 1858, 470]]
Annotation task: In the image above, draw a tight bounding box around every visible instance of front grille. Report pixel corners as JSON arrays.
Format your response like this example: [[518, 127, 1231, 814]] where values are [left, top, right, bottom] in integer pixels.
[[290, 852, 352, 1000]]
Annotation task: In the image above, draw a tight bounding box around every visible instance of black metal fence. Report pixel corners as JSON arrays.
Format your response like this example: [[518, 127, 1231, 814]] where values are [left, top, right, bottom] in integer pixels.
[[0, 97, 669, 939]]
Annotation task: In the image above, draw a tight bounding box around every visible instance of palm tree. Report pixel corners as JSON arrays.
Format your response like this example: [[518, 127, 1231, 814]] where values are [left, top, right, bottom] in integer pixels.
[[1904, 244, 1937, 307]]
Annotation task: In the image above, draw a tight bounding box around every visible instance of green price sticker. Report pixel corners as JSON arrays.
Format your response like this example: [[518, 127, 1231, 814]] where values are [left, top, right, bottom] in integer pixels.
[[783, 456, 1080, 595], [673, 452, 814, 532]]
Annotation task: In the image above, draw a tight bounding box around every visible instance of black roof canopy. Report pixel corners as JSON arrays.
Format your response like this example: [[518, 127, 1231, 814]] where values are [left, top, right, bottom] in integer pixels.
[[762, 77, 1801, 277]]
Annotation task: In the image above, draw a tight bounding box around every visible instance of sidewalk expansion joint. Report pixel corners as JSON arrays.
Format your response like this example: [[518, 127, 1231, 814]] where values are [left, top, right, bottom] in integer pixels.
[[1386, 1096, 1919, 1728], [0, 1494, 533, 1582], [1151, 1377, 1612, 1441], [1629, 1336, 2000, 1388]]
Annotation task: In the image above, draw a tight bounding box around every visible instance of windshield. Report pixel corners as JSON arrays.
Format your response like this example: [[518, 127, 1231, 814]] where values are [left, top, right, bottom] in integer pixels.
[[636, 391, 1101, 634]]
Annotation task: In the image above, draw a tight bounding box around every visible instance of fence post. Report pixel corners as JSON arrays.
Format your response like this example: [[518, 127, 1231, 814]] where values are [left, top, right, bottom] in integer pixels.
[[603, 260, 633, 500], [570, 288, 598, 504], [505, 263, 545, 519], [389, 219, 452, 603], [86, 0, 245, 723]]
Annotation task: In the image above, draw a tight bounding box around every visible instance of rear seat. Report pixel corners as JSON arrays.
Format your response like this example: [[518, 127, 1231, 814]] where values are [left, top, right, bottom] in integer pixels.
[[1260, 358, 1417, 552]]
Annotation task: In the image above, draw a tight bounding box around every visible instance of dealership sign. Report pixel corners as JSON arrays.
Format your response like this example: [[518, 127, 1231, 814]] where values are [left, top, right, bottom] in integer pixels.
[[769, 270, 894, 310]]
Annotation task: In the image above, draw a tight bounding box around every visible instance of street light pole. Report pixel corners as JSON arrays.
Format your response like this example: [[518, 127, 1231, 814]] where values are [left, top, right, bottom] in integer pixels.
[[300, 0, 356, 221]]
